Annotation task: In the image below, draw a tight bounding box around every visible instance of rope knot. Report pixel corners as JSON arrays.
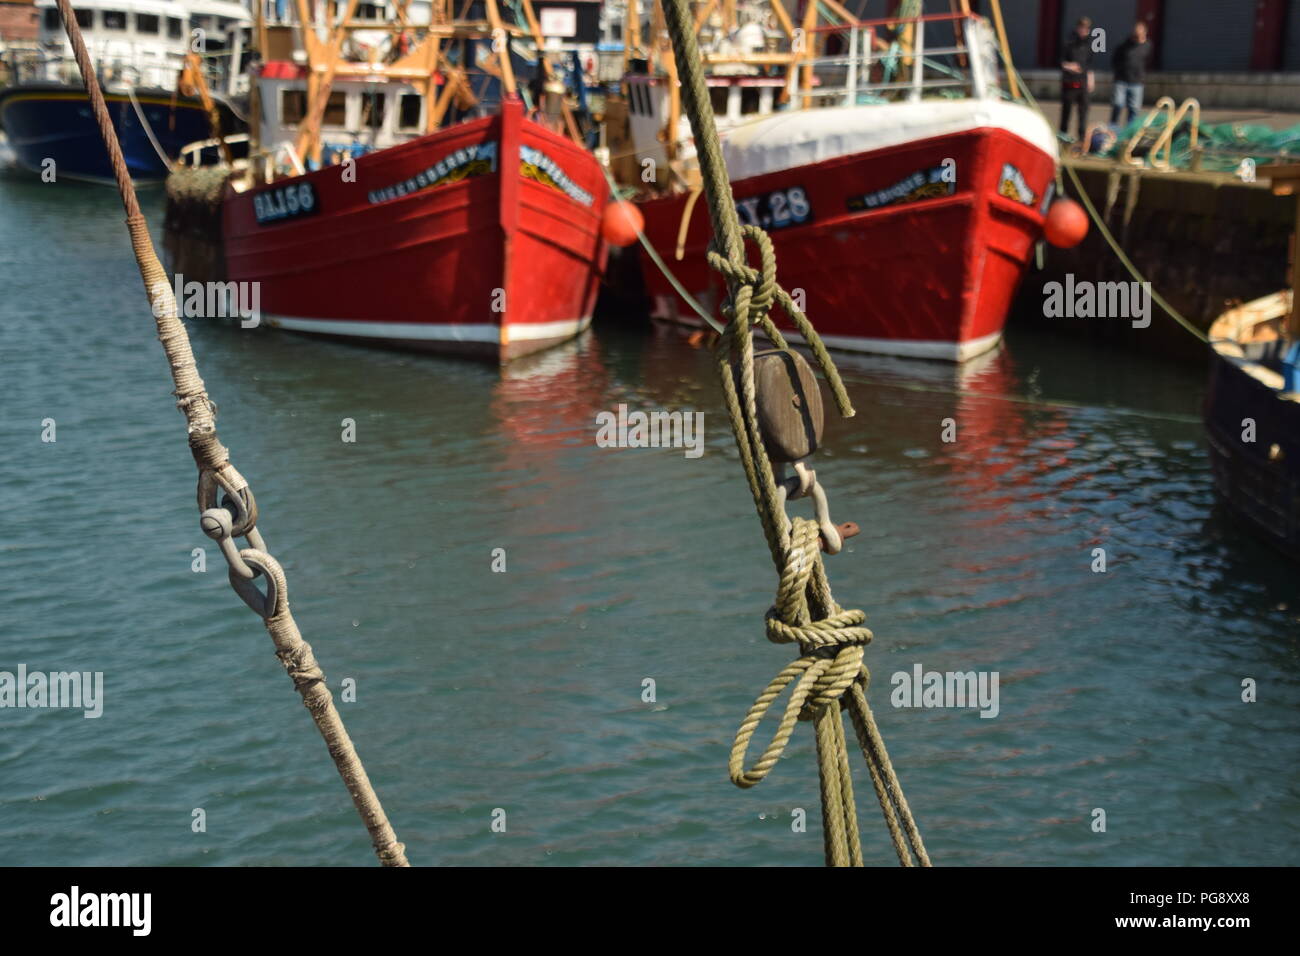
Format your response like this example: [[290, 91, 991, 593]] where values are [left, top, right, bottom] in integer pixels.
[[765, 606, 871, 654], [800, 648, 865, 717], [768, 518, 873, 655], [707, 225, 779, 324], [730, 517, 875, 786]]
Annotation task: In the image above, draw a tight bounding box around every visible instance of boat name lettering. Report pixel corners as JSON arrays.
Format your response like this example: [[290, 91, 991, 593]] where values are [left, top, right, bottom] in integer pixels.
[[254, 182, 319, 225], [520, 146, 594, 206], [366, 141, 499, 204], [998, 163, 1037, 207], [736, 186, 811, 230], [847, 165, 955, 212]]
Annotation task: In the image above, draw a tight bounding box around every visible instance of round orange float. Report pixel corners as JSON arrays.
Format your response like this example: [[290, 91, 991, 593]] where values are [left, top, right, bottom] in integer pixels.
[[1044, 198, 1089, 248], [601, 201, 644, 247]]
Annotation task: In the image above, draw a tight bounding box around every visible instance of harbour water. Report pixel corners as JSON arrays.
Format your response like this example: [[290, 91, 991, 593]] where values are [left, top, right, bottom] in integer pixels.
[[1, 172, 1297, 866]]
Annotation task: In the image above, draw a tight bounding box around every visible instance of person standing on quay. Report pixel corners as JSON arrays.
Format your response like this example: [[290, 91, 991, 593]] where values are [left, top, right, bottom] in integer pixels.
[[1110, 21, 1152, 128], [1059, 16, 1095, 141]]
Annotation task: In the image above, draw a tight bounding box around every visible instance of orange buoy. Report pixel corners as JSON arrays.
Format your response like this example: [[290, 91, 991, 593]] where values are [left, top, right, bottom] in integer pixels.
[[1043, 197, 1089, 248], [601, 200, 644, 247]]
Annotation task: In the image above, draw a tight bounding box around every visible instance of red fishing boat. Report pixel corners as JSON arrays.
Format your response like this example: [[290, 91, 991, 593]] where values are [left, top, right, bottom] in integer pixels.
[[217, 0, 607, 362], [612, 4, 1059, 361]]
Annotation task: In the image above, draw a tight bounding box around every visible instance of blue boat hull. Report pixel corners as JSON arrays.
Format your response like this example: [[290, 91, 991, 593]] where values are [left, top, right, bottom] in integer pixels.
[[0, 84, 226, 183], [1205, 344, 1300, 559]]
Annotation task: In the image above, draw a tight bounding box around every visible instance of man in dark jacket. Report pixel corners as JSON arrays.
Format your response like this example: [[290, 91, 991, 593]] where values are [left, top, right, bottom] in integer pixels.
[[1110, 21, 1151, 127], [1059, 17, 1094, 140]]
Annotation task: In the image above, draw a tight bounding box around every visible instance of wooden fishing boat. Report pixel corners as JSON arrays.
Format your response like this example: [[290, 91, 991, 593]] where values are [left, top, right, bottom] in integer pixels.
[[1205, 290, 1300, 557], [610, 1, 1059, 362], [1204, 164, 1300, 556], [217, 0, 608, 361]]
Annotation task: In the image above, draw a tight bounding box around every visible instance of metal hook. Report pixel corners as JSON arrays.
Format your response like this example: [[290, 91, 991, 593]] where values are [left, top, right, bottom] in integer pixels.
[[775, 460, 845, 554]]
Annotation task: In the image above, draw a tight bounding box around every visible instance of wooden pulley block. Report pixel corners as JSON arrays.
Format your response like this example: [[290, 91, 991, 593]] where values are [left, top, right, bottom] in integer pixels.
[[740, 348, 825, 463]]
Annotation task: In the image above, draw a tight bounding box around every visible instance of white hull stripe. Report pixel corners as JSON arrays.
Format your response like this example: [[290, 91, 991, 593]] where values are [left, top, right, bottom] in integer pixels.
[[815, 329, 1003, 362], [664, 308, 1001, 362], [261, 315, 591, 343]]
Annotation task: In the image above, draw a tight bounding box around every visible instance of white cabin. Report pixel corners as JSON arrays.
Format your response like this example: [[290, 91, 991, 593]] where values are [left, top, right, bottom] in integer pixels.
[[256, 66, 434, 162], [35, 0, 191, 88], [33, 0, 250, 91], [623, 72, 786, 176]]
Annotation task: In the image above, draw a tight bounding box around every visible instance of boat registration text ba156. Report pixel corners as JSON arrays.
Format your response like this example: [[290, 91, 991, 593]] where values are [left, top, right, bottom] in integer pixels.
[[254, 182, 320, 225]]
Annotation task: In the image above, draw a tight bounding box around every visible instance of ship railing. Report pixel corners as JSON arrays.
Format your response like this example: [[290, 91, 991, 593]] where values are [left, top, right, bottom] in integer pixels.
[[178, 131, 251, 168], [0, 46, 207, 92], [800, 12, 1000, 107], [1121, 96, 1201, 171]]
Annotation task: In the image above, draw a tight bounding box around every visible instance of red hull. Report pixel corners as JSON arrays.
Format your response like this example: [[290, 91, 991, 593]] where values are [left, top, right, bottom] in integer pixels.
[[638, 125, 1055, 361], [223, 98, 609, 362]]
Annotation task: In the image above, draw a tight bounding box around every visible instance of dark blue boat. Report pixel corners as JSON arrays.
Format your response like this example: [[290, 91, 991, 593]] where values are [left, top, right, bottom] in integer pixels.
[[1204, 292, 1300, 559], [0, 81, 226, 182], [0, 0, 250, 183]]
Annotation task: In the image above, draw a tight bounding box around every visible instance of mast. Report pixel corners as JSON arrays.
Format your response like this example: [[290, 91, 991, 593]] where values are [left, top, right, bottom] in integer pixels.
[[483, 0, 517, 95]]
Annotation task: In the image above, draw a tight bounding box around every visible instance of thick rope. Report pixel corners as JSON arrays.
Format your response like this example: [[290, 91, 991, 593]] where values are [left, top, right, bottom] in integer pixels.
[[658, 0, 929, 866], [55, 0, 408, 866]]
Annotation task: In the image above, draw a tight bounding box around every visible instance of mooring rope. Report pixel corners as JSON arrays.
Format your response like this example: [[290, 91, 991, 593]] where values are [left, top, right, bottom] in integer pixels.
[[126, 85, 173, 173], [54, 0, 408, 866], [659, 0, 929, 867], [601, 165, 724, 333]]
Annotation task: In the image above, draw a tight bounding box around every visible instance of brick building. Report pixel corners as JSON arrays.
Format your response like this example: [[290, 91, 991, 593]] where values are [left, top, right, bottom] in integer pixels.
[[0, 0, 38, 46]]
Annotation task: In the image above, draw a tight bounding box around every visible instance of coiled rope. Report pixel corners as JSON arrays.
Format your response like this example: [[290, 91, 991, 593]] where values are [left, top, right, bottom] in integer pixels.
[[659, 0, 929, 866], [54, 0, 408, 866]]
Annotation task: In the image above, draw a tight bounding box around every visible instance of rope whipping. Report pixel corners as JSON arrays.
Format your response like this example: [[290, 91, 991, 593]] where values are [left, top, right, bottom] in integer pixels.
[[53, 0, 408, 867], [658, 0, 929, 866]]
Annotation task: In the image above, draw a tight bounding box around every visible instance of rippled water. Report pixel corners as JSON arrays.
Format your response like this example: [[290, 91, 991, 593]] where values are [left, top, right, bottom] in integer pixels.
[[1, 172, 1297, 866]]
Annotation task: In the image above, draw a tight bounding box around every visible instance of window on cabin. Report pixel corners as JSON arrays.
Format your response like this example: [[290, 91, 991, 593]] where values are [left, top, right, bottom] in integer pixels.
[[740, 87, 761, 115], [167, 17, 183, 38], [43, 8, 59, 30], [136, 13, 160, 34], [279, 90, 348, 127], [322, 91, 347, 127], [398, 93, 423, 131], [709, 85, 729, 116], [103, 10, 127, 30], [361, 91, 386, 128], [281, 89, 307, 125], [357, 2, 382, 19], [75, 8, 93, 27]]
